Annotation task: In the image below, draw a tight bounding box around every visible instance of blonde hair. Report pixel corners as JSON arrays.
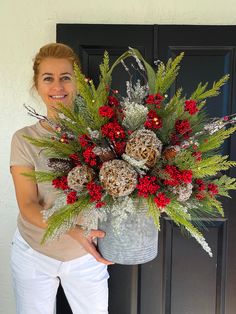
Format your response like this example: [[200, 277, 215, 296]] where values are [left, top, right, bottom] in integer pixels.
[[33, 43, 80, 88]]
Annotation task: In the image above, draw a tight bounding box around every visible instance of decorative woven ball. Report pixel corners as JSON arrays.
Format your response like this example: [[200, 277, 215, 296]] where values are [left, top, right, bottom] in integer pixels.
[[67, 165, 94, 191], [99, 160, 137, 197], [125, 129, 162, 168], [162, 146, 180, 160], [172, 183, 193, 202]]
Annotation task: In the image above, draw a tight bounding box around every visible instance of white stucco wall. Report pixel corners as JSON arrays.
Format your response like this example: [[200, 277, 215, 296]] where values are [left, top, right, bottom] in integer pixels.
[[1, 0, 236, 312]]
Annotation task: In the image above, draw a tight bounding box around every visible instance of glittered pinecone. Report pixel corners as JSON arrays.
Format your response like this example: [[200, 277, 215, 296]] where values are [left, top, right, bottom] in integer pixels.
[[125, 129, 162, 168], [99, 160, 137, 197], [162, 146, 180, 160], [172, 183, 193, 202], [47, 158, 74, 173], [67, 165, 94, 191]]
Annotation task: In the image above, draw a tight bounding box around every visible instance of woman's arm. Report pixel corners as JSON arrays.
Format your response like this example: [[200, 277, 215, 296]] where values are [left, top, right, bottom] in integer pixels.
[[11, 165, 113, 265], [11, 165, 47, 228]]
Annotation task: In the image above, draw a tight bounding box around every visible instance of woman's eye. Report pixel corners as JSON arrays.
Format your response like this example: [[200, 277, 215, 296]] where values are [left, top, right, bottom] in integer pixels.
[[43, 77, 53, 82], [61, 76, 71, 81]]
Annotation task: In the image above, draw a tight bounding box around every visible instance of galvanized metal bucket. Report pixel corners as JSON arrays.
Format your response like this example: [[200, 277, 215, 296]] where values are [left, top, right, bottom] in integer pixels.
[[97, 210, 158, 265]]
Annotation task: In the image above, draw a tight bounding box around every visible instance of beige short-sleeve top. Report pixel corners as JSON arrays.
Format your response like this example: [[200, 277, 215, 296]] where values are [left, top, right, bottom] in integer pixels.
[[10, 121, 87, 261]]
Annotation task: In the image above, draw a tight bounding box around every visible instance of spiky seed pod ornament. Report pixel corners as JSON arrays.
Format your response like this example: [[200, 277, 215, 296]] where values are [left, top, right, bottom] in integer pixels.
[[162, 146, 180, 160], [125, 129, 162, 168], [47, 158, 74, 173], [67, 165, 94, 191], [172, 183, 193, 202], [99, 160, 138, 197]]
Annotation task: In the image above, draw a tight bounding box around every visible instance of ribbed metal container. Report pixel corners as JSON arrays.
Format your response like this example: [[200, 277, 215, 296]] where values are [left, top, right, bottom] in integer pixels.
[[98, 211, 158, 265]]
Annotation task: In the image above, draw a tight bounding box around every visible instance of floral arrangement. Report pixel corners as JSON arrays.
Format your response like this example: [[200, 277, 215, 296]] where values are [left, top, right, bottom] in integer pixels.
[[24, 48, 236, 257]]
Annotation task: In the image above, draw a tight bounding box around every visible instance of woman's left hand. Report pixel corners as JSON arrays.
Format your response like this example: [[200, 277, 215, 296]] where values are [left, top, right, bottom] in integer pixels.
[[69, 227, 114, 265]]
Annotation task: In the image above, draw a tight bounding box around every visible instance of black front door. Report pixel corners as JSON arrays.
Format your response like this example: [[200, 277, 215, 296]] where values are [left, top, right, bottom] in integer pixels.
[[56, 24, 236, 314]]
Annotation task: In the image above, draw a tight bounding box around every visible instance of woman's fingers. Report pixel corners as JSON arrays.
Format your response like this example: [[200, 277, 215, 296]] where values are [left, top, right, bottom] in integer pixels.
[[82, 238, 114, 265]]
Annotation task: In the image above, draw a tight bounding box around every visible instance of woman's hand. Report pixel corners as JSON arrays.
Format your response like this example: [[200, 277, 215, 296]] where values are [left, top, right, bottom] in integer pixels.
[[69, 227, 114, 265]]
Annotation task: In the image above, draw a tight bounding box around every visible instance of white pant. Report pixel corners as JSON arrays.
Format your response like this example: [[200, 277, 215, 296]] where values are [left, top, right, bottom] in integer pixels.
[[10, 229, 109, 314]]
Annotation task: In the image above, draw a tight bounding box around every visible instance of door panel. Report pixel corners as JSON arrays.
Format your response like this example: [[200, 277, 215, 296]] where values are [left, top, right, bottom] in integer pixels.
[[56, 24, 236, 314]]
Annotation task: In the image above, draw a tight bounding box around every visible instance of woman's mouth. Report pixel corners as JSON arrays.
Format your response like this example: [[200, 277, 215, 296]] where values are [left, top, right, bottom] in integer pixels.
[[50, 95, 67, 100]]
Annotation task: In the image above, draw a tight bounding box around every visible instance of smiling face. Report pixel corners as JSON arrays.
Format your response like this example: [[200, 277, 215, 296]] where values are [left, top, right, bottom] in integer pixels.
[[36, 57, 76, 118]]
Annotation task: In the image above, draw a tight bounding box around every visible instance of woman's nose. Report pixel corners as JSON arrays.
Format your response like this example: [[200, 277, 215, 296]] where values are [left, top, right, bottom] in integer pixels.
[[52, 80, 64, 90]]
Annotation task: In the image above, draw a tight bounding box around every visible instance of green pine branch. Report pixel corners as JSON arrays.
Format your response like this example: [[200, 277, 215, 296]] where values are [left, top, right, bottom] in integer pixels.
[[21, 170, 62, 183], [23, 135, 78, 158]]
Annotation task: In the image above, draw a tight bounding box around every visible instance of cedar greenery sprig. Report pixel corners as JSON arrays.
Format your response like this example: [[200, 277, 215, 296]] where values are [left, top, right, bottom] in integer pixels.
[[190, 74, 229, 102], [155, 52, 185, 94], [198, 125, 236, 153], [212, 175, 236, 198], [191, 155, 236, 178]]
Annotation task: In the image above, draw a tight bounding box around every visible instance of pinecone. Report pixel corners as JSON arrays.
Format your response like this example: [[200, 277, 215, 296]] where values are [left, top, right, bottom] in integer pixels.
[[47, 158, 74, 173], [162, 146, 180, 160]]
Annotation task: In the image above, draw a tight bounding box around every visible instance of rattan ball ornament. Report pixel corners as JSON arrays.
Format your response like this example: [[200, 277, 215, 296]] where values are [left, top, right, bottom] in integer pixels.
[[67, 165, 94, 191], [125, 129, 162, 168], [99, 160, 138, 197], [172, 183, 193, 202]]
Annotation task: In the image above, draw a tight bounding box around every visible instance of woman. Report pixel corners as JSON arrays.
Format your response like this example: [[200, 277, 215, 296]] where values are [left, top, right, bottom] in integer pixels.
[[10, 43, 112, 314]]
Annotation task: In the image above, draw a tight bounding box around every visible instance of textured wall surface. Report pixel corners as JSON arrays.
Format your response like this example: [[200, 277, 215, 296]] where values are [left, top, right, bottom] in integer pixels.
[[1, 0, 236, 312]]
